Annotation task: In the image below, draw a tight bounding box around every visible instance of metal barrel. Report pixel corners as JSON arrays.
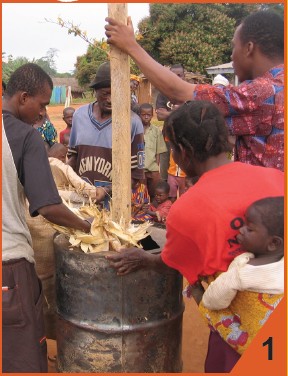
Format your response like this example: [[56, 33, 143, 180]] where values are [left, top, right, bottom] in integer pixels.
[[54, 231, 184, 373]]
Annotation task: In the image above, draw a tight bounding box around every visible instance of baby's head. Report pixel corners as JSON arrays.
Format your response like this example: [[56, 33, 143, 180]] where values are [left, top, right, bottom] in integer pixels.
[[237, 197, 284, 258], [154, 181, 170, 204], [47, 142, 67, 163]]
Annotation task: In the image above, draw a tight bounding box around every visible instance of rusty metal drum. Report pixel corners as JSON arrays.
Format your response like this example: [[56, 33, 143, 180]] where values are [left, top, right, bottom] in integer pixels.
[[54, 230, 183, 373]]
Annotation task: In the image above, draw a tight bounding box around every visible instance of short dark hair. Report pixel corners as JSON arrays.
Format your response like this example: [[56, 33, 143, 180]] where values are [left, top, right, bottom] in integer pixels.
[[165, 100, 232, 163], [5, 63, 53, 97], [155, 180, 170, 194], [251, 196, 284, 239], [63, 107, 75, 116], [139, 103, 153, 112], [240, 11, 284, 59], [47, 142, 67, 158]]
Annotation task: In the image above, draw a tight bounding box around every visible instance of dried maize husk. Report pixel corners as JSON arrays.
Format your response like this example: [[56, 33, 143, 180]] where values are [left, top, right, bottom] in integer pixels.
[[47, 202, 152, 254]]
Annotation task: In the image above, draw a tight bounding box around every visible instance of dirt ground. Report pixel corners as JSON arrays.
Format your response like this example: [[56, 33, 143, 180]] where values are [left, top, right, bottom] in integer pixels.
[[47, 103, 210, 373], [47, 103, 83, 135]]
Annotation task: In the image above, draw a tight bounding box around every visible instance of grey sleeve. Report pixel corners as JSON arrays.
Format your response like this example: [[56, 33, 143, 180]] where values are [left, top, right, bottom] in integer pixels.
[[23, 130, 62, 216]]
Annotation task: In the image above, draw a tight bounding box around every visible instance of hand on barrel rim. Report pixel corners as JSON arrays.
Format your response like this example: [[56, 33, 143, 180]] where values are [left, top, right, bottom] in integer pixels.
[[106, 247, 148, 276]]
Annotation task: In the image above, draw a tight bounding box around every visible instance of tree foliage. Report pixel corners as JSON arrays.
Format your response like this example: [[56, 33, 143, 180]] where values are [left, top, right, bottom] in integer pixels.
[[2, 55, 29, 83], [137, 3, 283, 74], [137, 4, 236, 74], [2, 48, 60, 83], [219, 3, 283, 25], [218, 3, 260, 25], [75, 42, 109, 87]]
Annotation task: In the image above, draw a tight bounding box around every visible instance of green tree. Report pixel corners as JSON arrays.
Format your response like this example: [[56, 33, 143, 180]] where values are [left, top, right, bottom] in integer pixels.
[[75, 47, 141, 87], [219, 3, 260, 25], [219, 3, 283, 25], [35, 48, 58, 75], [137, 3, 283, 74], [2, 49, 59, 83], [75, 42, 109, 87], [2, 55, 30, 83], [260, 3, 284, 18], [138, 4, 235, 74], [45, 18, 110, 86]]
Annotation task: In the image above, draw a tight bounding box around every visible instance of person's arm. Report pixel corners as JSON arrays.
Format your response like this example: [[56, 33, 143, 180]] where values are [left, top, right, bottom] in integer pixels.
[[156, 201, 172, 220], [202, 268, 239, 310], [145, 209, 158, 218], [184, 282, 205, 305], [141, 203, 158, 218], [131, 202, 144, 216], [105, 17, 195, 104], [38, 203, 91, 233], [67, 112, 79, 170], [106, 248, 172, 275], [131, 115, 145, 178]]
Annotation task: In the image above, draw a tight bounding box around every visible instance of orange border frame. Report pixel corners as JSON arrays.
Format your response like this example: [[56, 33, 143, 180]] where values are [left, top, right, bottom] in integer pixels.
[[1, 1, 286, 376]]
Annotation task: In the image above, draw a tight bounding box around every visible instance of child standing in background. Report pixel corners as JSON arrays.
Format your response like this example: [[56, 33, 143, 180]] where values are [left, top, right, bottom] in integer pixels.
[[60, 107, 75, 147], [167, 154, 186, 202], [140, 103, 167, 201]]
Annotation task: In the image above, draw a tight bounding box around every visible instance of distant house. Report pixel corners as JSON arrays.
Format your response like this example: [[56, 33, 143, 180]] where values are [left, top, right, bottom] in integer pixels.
[[206, 62, 238, 85], [50, 77, 85, 104]]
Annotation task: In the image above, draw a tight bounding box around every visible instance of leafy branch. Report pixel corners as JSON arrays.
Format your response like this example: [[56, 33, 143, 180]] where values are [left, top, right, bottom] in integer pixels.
[[45, 17, 110, 57]]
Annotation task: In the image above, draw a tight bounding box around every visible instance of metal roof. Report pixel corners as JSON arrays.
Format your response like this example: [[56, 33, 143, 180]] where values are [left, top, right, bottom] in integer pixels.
[[206, 62, 234, 75]]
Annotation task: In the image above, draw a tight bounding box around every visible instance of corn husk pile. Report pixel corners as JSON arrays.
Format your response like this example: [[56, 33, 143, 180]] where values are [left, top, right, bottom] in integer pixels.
[[49, 200, 152, 253]]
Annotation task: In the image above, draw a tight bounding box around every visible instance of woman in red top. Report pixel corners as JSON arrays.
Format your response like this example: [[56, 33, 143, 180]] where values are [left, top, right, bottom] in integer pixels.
[[106, 101, 284, 372]]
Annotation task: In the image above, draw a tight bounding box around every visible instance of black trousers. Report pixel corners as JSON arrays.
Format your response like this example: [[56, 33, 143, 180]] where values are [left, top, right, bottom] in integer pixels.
[[2, 258, 48, 373]]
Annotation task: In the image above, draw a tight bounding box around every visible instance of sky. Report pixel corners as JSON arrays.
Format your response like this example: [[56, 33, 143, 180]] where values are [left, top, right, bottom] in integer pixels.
[[2, 3, 150, 73]]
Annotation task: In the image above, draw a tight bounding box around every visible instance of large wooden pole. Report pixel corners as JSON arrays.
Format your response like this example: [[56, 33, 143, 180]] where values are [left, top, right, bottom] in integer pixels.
[[108, 4, 131, 226]]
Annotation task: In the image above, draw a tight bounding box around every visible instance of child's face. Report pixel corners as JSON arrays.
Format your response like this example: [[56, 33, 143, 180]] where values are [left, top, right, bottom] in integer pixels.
[[130, 80, 139, 92], [155, 188, 169, 204], [236, 205, 271, 255], [63, 110, 75, 126], [139, 108, 153, 127]]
